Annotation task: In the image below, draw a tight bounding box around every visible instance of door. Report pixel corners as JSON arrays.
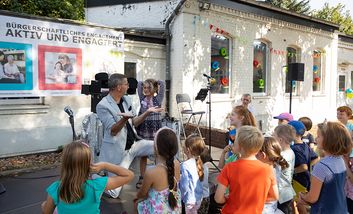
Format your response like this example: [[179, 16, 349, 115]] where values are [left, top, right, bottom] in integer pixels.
[[337, 73, 347, 107]]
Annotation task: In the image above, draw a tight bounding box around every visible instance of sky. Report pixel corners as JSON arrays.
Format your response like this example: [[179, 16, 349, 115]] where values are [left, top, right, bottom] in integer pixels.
[[309, 0, 353, 18]]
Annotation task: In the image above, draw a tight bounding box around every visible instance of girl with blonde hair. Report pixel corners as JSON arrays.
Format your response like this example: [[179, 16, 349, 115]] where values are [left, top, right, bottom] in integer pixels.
[[180, 135, 206, 213], [273, 124, 296, 214], [257, 136, 289, 214], [219, 105, 257, 169], [41, 141, 133, 214]]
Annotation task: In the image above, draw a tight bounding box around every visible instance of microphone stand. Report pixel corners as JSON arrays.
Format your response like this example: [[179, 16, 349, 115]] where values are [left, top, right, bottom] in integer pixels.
[[206, 79, 220, 172], [69, 115, 77, 141]]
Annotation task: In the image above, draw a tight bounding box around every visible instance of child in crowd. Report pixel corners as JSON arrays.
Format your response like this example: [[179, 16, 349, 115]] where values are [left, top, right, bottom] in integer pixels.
[[135, 79, 165, 189], [299, 117, 315, 149], [299, 122, 352, 213], [215, 126, 278, 213], [219, 105, 257, 169], [288, 120, 319, 214], [198, 148, 210, 214], [41, 141, 134, 214], [337, 106, 353, 136], [257, 136, 289, 214], [273, 112, 293, 125], [180, 135, 205, 214], [135, 128, 181, 213], [273, 124, 296, 214], [337, 106, 353, 159]]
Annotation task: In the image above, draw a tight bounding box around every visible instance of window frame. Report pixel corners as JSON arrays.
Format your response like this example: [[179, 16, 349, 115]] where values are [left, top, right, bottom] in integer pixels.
[[338, 74, 346, 92], [312, 49, 325, 94], [252, 39, 271, 96], [285, 46, 301, 95], [210, 32, 232, 97]]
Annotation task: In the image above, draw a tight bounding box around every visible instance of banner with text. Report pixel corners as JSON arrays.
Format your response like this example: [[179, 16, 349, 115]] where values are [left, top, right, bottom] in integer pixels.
[[0, 14, 124, 97]]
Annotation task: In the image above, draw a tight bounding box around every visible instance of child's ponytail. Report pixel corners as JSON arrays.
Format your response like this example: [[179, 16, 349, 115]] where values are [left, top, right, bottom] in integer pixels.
[[196, 156, 204, 181], [276, 156, 289, 169], [166, 155, 177, 209], [262, 136, 289, 169], [185, 135, 206, 182]]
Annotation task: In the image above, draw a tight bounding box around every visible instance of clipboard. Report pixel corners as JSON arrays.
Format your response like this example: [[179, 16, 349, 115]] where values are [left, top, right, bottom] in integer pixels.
[[195, 88, 208, 102]]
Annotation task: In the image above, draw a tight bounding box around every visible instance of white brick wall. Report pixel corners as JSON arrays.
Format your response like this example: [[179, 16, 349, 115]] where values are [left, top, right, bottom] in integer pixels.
[[169, 1, 338, 132], [86, 0, 344, 133]]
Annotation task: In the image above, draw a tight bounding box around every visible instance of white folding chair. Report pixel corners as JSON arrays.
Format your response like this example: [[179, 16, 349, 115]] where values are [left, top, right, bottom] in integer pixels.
[[176, 93, 205, 139]]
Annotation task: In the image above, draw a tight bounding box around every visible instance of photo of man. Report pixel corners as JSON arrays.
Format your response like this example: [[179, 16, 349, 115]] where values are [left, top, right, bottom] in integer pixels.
[[0, 49, 26, 84]]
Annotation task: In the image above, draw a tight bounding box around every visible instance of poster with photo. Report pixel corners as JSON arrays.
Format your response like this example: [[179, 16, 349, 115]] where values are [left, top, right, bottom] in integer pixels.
[[38, 45, 82, 90], [0, 41, 33, 91], [0, 13, 123, 97]]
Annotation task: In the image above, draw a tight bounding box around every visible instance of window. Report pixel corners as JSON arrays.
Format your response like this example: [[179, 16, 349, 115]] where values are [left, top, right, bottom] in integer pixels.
[[124, 62, 136, 78], [339, 75, 346, 92], [350, 71, 353, 89], [253, 40, 270, 93], [285, 47, 301, 94], [210, 33, 230, 94], [313, 50, 324, 92]]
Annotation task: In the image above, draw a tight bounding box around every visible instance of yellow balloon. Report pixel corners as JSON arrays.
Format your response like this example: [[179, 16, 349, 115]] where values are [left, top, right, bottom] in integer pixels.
[[347, 93, 353, 99], [210, 78, 217, 85]]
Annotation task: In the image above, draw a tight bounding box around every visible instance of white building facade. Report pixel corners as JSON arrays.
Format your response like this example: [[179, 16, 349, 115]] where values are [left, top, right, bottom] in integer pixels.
[[2, 0, 352, 157], [0, 11, 166, 157], [87, 0, 341, 131]]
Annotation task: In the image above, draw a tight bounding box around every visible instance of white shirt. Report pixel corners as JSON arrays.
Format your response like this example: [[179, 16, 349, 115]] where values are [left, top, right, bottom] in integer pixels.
[[4, 63, 20, 75], [278, 148, 296, 204]]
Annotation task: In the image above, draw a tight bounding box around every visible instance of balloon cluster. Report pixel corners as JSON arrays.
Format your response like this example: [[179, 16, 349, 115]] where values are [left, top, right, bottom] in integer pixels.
[[346, 88, 353, 99]]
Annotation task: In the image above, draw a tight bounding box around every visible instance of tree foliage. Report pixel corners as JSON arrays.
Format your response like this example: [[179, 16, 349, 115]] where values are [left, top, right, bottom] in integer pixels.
[[0, 0, 84, 21], [266, 0, 311, 15], [312, 3, 353, 35]]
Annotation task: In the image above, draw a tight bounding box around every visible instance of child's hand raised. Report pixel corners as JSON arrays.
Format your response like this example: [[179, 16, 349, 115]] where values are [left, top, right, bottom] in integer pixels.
[[90, 162, 106, 174]]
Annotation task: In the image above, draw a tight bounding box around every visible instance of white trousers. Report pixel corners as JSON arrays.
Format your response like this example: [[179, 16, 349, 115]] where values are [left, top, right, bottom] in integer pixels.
[[107, 139, 154, 198]]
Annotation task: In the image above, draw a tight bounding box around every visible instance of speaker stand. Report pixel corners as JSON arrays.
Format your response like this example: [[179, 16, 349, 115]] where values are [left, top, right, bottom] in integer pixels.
[[289, 80, 293, 113]]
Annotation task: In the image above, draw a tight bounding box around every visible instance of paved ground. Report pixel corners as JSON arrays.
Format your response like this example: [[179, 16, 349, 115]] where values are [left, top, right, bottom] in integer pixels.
[[0, 146, 223, 214]]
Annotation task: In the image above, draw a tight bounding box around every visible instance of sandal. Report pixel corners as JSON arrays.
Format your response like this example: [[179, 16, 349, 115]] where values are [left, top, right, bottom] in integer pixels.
[[136, 176, 143, 189]]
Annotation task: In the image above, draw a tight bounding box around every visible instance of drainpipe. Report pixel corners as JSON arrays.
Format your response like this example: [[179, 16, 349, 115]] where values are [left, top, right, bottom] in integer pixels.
[[165, 0, 186, 115]]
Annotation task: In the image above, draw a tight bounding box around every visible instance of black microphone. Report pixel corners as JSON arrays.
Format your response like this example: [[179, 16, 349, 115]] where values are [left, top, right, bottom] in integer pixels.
[[203, 73, 212, 79], [64, 106, 74, 117]]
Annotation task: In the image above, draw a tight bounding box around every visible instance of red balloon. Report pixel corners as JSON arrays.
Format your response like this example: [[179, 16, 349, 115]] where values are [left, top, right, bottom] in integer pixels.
[[253, 60, 259, 68], [221, 77, 229, 86]]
